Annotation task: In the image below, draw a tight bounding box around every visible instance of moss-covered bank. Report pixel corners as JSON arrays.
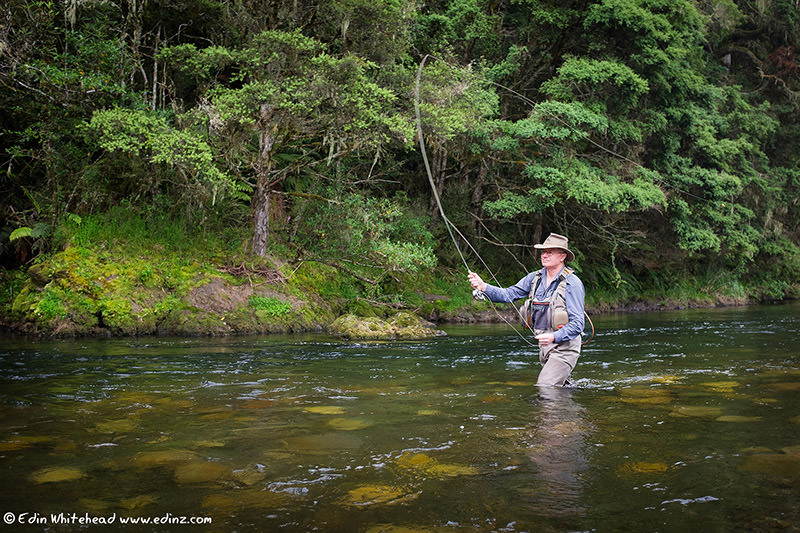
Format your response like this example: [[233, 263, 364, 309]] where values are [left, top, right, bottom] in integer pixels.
[[0, 243, 464, 338], [4, 246, 314, 336], [1, 241, 796, 338]]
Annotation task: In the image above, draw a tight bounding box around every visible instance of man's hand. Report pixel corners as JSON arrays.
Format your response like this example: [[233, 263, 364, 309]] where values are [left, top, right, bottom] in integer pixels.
[[468, 272, 487, 292], [535, 333, 555, 346]]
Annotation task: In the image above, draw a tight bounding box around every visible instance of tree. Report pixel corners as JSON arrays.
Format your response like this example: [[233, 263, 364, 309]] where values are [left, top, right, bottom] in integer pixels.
[[159, 29, 412, 256], [414, 58, 499, 216]]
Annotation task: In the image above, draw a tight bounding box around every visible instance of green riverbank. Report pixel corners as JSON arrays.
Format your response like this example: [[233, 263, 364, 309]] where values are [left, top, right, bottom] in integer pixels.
[[2, 236, 791, 339]]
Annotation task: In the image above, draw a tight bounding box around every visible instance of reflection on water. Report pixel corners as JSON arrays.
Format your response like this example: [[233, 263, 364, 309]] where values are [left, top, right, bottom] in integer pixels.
[[0, 302, 799, 531], [523, 387, 591, 518]]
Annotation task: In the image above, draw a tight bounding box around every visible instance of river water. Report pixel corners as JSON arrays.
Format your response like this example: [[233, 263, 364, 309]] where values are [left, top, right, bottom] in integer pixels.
[[1, 303, 799, 532]]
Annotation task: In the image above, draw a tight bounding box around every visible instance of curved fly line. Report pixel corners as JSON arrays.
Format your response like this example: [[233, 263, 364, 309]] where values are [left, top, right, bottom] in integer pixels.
[[414, 54, 598, 346]]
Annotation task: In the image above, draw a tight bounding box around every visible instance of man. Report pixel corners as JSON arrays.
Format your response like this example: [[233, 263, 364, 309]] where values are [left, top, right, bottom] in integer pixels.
[[468, 233, 585, 387]]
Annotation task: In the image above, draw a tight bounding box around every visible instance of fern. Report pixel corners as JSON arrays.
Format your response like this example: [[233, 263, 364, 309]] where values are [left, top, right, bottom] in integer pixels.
[[9, 223, 50, 242]]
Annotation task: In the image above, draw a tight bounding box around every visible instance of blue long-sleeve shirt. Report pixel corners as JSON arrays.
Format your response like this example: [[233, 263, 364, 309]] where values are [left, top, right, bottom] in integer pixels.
[[483, 266, 585, 343]]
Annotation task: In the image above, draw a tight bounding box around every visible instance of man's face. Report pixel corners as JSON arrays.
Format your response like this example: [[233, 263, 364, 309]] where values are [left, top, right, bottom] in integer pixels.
[[540, 248, 567, 268]]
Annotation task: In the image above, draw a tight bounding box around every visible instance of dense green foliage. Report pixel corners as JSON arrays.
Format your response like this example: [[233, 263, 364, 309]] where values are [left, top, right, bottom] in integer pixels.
[[2, 0, 799, 332]]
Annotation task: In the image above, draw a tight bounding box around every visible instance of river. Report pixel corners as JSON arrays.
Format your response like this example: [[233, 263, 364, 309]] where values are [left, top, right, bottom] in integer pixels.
[[1, 302, 799, 531]]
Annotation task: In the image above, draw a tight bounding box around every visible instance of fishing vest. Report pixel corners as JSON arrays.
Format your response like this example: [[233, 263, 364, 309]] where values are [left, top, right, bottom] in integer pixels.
[[520, 268, 573, 334]]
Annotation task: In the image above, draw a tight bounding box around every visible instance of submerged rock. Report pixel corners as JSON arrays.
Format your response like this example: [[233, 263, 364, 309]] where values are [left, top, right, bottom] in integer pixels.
[[503, 381, 535, 387], [94, 418, 138, 434], [30, 466, 86, 484], [699, 380, 741, 393], [132, 448, 200, 467], [283, 432, 363, 454], [395, 452, 479, 479], [769, 382, 800, 391], [201, 494, 239, 514], [669, 405, 723, 418], [119, 494, 156, 511], [231, 466, 267, 486], [426, 463, 479, 477], [396, 452, 436, 471], [304, 406, 346, 415], [194, 440, 226, 448], [715, 415, 762, 422], [327, 312, 445, 340], [617, 461, 669, 474], [79, 498, 112, 513], [340, 484, 419, 506], [202, 488, 291, 513], [173, 461, 229, 484], [619, 387, 673, 405], [0, 435, 56, 452], [327, 417, 373, 431], [650, 375, 682, 384], [739, 453, 800, 481]]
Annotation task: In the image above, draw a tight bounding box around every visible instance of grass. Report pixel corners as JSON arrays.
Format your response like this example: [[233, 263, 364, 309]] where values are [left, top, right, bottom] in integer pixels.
[[249, 296, 293, 317], [56, 205, 248, 261]]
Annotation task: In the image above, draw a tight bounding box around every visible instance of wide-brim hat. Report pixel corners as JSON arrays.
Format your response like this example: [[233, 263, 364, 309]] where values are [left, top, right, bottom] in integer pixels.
[[534, 233, 575, 262]]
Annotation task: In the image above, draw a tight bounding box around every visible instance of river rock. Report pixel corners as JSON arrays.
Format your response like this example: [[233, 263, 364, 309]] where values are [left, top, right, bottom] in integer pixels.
[[30, 466, 86, 484], [620, 387, 673, 405], [304, 405, 346, 415], [173, 461, 229, 484], [119, 494, 156, 511], [340, 484, 419, 506], [669, 405, 723, 418], [94, 418, 138, 434], [231, 466, 267, 486], [617, 461, 669, 474], [715, 415, 762, 422], [133, 448, 200, 467], [739, 453, 800, 481], [327, 311, 445, 340], [283, 432, 363, 454], [0, 435, 55, 451], [395, 451, 478, 478], [327, 417, 373, 431]]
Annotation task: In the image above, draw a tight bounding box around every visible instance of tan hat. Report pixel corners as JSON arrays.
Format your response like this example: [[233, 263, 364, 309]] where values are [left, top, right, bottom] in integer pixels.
[[534, 233, 575, 262]]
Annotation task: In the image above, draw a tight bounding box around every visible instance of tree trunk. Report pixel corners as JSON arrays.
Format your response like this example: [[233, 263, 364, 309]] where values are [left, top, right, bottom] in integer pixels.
[[532, 215, 543, 263], [471, 162, 487, 233], [429, 146, 447, 214], [252, 180, 270, 256], [252, 105, 274, 256]]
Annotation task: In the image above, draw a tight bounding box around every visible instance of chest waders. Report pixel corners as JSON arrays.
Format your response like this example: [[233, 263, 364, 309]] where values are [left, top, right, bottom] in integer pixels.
[[520, 268, 572, 335], [519, 268, 581, 386]]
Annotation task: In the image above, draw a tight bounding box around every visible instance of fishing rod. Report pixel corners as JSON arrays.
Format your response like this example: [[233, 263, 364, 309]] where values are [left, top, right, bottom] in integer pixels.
[[414, 55, 595, 346]]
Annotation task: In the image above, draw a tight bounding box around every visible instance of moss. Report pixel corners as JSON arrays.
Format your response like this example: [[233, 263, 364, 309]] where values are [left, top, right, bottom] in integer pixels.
[[328, 312, 445, 340], [97, 297, 134, 332], [225, 306, 260, 333], [4, 243, 219, 335], [346, 298, 384, 318], [157, 308, 224, 336], [388, 310, 422, 328], [288, 261, 359, 304]]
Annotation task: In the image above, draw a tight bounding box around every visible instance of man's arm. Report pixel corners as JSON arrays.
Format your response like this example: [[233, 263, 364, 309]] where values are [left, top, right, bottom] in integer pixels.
[[483, 272, 537, 303]]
